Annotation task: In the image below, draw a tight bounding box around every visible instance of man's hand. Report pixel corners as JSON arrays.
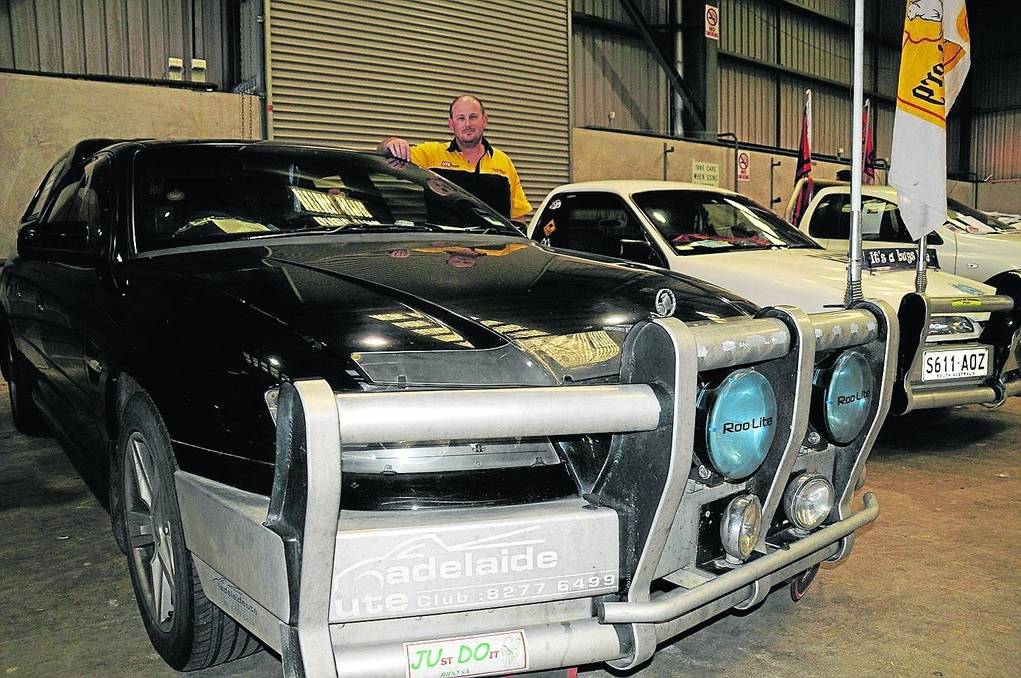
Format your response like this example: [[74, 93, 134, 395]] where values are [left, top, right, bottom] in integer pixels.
[[377, 137, 412, 161]]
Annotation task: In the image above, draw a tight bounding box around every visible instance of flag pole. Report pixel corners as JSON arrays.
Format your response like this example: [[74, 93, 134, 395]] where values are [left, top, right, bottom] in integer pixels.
[[915, 233, 928, 292], [845, 0, 865, 306]]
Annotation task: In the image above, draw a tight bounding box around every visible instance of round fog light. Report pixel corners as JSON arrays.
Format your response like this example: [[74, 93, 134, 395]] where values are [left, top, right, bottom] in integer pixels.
[[699, 369, 778, 479], [816, 350, 873, 444], [720, 494, 762, 561], [783, 473, 834, 531]]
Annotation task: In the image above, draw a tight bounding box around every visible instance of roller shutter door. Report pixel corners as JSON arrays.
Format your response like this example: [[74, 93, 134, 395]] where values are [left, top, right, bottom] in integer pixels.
[[266, 0, 570, 213]]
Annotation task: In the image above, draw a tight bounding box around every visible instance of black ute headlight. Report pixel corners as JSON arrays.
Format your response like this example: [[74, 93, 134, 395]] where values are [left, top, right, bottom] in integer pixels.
[[813, 350, 873, 445], [697, 368, 777, 479]]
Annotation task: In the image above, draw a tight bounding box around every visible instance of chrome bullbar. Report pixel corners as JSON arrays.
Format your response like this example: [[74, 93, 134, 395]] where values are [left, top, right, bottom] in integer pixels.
[[893, 272, 1021, 413], [174, 302, 898, 678]]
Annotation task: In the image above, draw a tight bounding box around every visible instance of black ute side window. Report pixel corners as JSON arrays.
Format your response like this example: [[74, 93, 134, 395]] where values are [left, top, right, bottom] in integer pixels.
[[20, 154, 71, 225], [40, 157, 114, 252], [532, 192, 656, 262]]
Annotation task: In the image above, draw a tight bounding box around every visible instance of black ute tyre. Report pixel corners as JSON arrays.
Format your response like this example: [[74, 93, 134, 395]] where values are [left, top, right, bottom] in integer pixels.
[[4, 334, 45, 435], [118, 390, 260, 670]]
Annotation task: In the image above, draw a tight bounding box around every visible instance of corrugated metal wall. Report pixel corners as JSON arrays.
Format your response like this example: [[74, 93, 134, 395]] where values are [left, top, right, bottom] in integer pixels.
[[0, 0, 230, 86], [970, 55, 1021, 179], [718, 61, 774, 146], [718, 0, 902, 161], [265, 0, 571, 209], [571, 0, 668, 134], [574, 0, 665, 26], [971, 112, 1020, 180], [720, 0, 773, 62], [572, 24, 668, 133]]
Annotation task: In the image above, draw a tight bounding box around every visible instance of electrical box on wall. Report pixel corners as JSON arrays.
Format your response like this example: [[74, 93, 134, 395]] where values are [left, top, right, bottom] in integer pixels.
[[191, 59, 208, 83], [167, 57, 184, 81]]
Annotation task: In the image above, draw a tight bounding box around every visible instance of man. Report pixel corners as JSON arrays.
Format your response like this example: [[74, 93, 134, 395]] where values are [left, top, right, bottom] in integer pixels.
[[377, 95, 531, 220]]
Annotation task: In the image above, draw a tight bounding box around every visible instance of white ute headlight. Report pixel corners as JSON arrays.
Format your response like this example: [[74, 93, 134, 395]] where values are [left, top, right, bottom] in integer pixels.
[[928, 315, 976, 336], [783, 473, 835, 531], [721, 494, 762, 561]]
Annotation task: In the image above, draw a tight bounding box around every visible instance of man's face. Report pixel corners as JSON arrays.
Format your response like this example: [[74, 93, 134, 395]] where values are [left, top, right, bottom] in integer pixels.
[[448, 98, 488, 148]]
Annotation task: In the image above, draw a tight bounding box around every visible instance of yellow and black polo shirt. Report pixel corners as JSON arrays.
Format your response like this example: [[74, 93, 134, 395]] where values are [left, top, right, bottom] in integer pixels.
[[410, 137, 532, 219]]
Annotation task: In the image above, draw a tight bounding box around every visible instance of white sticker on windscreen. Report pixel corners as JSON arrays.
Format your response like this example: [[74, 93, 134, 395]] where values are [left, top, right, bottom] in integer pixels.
[[404, 630, 527, 678]]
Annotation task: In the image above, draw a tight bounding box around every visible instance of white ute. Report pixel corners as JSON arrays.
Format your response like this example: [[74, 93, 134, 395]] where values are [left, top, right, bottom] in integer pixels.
[[528, 181, 1021, 413], [787, 179, 1021, 287]]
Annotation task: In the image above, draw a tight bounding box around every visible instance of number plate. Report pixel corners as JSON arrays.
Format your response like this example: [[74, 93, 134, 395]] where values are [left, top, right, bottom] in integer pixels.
[[405, 631, 527, 678], [921, 346, 991, 382]]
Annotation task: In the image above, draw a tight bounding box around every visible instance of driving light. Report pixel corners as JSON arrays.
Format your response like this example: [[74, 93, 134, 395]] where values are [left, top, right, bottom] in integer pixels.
[[721, 494, 762, 561], [927, 315, 976, 336], [783, 473, 834, 531], [815, 350, 873, 444], [698, 369, 777, 479]]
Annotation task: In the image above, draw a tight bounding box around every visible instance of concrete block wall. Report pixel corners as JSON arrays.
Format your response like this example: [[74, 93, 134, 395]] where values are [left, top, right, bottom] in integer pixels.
[[0, 72, 262, 258]]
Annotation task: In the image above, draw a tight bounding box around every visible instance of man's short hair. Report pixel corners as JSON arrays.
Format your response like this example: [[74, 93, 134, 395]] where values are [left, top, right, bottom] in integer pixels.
[[449, 94, 486, 117]]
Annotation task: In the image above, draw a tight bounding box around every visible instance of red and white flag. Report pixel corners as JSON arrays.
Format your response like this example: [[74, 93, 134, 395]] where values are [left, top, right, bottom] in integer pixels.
[[790, 89, 813, 226], [862, 99, 876, 184], [888, 0, 972, 240]]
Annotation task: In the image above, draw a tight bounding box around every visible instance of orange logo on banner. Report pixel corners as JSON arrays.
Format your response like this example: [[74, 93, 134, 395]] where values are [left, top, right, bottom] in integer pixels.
[[897, 0, 969, 129]]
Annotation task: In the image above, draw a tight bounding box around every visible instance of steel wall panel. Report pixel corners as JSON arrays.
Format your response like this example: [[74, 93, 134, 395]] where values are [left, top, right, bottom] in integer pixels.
[[786, 0, 849, 23], [81, 0, 108, 73], [721, 0, 774, 62], [267, 0, 571, 208], [778, 79, 849, 158], [0, 0, 226, 84], [34, 0, 61, 71], [573, 24, 668, 134], [972, 112, 1021, 180], [972, 56, 1021, 110], [104, 0, 129, 76], [875, 0, 904, 41], [574, 0, 666, 25], [0, 2, 12, 68], [719, 61, 776, 147], [873, 101, 894, 164], [9, 0, 39, 70], [779, 10, 849, 86], [946, 114, 963, 175], [874, 44, 899, 97]]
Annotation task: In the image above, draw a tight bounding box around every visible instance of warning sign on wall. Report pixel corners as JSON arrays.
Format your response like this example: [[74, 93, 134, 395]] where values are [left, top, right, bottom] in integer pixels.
[[737, 151, 751, 182], [705, 5, 720, 41], [692, 161, 720, 186]]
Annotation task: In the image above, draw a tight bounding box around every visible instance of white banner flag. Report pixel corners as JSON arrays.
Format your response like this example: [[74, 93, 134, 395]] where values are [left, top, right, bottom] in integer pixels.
[[888, 0, 972, 241]]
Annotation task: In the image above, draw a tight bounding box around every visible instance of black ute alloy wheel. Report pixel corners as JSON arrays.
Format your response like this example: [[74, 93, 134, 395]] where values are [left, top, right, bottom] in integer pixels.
[[4, 334, 46, 435], [118, 390, 260, 670]]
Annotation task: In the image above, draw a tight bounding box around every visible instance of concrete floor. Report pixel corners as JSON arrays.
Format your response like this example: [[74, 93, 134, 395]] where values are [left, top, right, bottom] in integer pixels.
[[0, 379, 1018, 678]]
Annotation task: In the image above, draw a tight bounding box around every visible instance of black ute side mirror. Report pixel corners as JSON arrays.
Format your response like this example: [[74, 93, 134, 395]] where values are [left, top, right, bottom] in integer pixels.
[[17, 220, 99, 266]]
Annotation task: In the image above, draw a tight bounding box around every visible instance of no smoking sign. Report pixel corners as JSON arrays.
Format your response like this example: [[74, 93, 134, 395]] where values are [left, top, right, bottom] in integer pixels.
[[737, 151, 751, 182], [705, 4, 720, 40]]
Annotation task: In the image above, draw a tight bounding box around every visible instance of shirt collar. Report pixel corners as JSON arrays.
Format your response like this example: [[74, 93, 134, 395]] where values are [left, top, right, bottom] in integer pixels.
[[447, 136, 495, 157]]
